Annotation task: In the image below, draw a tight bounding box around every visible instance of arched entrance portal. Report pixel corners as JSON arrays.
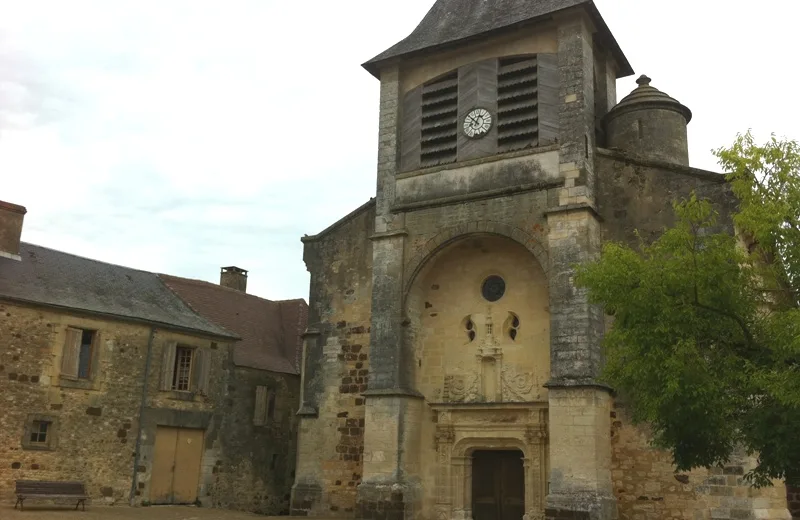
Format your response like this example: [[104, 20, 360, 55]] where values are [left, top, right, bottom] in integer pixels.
[[472, 450, 525, 520], [404, 234, 550, 520]]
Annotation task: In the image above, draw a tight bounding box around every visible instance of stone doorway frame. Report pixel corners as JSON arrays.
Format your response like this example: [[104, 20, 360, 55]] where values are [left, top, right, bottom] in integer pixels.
[[430, 403, 548, 520]]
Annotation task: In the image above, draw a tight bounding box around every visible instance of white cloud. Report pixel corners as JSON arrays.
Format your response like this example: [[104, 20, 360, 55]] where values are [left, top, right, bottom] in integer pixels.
[[0, 0, 797, 300]]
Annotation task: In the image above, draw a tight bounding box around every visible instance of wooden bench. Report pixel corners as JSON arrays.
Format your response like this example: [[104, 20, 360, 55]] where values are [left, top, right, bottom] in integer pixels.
[[14, 480, 90, 511]]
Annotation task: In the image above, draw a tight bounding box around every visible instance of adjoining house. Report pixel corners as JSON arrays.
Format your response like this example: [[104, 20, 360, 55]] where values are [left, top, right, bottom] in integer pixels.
[[0, 200, 306, 514], [161, 271, 307, 514]]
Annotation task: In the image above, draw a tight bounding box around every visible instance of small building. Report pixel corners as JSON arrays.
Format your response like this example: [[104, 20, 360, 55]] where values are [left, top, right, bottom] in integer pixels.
[[0, 199, 306, 513], [161, 271, 307, 514]]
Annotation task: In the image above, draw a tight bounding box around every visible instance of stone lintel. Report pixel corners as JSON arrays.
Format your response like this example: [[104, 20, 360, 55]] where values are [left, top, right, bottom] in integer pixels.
[[544, 203, 602, 222], [362, 387, 425, 399], [392, 179, 563, 213], [544, 378, 615, 395], [296, 405, 319, 417], [369, 229, 409, 241], [396, 144, 561, 180], [428, 400, 547, 409], [301, 327, 321, 338]]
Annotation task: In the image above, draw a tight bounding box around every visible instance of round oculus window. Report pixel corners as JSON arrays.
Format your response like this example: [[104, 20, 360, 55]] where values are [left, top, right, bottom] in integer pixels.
[[481, 275, 506, 302]]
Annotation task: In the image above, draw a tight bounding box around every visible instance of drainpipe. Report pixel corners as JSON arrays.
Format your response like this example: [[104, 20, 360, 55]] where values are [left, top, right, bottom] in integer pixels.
[[129, 327, 157, 505]]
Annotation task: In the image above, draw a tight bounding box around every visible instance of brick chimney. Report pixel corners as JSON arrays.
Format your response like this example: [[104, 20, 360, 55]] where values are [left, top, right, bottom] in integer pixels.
[[0, 200, 27, 261], [220, 266, 248, 292]]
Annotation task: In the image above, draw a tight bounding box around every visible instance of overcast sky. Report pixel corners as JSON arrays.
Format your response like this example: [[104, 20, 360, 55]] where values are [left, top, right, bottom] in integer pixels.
[[1, 0, 797, 301]]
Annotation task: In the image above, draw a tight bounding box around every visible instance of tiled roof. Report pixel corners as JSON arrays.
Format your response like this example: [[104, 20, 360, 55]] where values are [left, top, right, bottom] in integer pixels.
[[160, 274, 308, 375], [0, 243, 237, 339], [362, 0, 632, 78]]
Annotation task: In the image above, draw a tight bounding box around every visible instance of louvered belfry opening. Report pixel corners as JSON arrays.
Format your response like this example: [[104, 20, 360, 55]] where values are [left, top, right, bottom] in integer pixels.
[[497, 56, 539, 153], [420, 71, 459, 167]]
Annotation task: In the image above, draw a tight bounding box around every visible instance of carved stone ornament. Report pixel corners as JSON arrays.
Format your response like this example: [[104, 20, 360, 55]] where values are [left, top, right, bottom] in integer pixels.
[[523, 510, 545, 520], [452, 509, 473, 520], [525, 425, 548, 444], [501, 365, 537, 401], [435, 426, 456, 447], [443, 374, 480, 403]]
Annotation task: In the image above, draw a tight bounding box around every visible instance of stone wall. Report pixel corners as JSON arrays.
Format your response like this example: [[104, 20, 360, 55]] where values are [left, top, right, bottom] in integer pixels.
[[611, 404, 789, 520], [596, 150, 736, 246], [211, 366, 300, 514], [786, 487, 800, 519], [292, 202, 375, 516], [135, 328, 231, 506], [0, 300, 232, 506]]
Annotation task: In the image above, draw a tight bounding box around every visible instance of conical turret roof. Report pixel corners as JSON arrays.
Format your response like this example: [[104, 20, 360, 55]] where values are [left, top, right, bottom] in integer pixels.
[[607, 75, 692, 123]]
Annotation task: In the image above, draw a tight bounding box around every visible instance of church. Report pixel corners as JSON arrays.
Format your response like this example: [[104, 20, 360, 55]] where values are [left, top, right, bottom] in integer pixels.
[[290, 1, 791, 520]]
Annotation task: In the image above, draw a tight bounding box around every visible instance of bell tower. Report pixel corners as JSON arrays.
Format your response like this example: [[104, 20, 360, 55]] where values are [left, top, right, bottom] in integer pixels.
[[355, 2, 633, 520]]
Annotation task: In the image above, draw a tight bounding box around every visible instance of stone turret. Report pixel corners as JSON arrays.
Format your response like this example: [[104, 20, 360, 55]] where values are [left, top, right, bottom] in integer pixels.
[[605, 75, 692, 166]]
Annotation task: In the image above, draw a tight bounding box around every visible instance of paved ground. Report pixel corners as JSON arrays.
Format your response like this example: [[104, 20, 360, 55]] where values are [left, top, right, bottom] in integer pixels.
[[3, 504, 280, 520]]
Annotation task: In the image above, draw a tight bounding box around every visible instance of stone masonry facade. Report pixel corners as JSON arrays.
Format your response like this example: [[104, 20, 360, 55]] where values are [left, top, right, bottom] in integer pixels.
[[212, 366, 301, 514], [1, 299, 303, 514], [293, 2, 791, 520], [0, 302, 230, 505]]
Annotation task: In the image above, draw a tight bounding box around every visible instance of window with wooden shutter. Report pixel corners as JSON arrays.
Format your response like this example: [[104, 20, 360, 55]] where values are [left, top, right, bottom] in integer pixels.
[[160, 341, 178, 391], [497, 56, 539, 153], [267, 391, 277, 421], [191, 348, 211, 395], [419, 71, 459, 167], [172, 346, 194, 391], [60, 328, 82, 378], [254, 385, 268, 426]]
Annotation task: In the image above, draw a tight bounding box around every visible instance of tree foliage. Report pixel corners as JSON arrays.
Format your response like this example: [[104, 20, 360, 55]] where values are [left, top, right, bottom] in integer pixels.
[[576, 131, 800, 486]]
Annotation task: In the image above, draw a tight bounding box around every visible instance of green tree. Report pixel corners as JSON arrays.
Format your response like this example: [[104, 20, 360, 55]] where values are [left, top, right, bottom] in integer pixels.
[[575, 131, 800, 487]]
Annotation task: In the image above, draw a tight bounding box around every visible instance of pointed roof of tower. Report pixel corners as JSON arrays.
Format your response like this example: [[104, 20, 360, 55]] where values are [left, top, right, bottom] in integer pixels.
[[363, 0, 633, 79]]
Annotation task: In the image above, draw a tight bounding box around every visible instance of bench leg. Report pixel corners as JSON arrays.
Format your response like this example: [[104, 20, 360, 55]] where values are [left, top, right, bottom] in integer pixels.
[[14, 497, 20, 510]]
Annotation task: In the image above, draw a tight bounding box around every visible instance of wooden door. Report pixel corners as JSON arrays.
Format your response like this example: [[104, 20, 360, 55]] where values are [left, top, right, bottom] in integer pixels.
[[150, 427, 205, 504], [472, 450, 525, 520], [173, 428, 204, 503]]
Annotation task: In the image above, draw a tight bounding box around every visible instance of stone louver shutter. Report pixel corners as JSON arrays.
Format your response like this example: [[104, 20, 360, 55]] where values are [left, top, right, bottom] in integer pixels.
[[160, 341, 177, 391], [191, 348, 211, 396], [60, 328, 82, 377], [254, 385, 268, 426]]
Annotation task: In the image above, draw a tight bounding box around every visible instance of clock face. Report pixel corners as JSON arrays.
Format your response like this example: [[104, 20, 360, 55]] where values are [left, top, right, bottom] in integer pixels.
[[463, 108, 492, 138]]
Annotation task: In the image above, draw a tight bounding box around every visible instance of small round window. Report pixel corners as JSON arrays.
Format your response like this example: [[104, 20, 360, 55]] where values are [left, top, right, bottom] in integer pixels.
[[481, 275, 506, 302]]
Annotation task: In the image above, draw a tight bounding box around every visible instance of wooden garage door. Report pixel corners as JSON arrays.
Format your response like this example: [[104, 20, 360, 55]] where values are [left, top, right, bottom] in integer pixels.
[[150, 427, 205, 504]]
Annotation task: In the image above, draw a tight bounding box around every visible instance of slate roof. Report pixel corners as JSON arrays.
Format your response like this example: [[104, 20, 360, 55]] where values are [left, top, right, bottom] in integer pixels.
[[363, 0, 633, 78], [0, 243, 237, 339], [160, 274, 308, 375]]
